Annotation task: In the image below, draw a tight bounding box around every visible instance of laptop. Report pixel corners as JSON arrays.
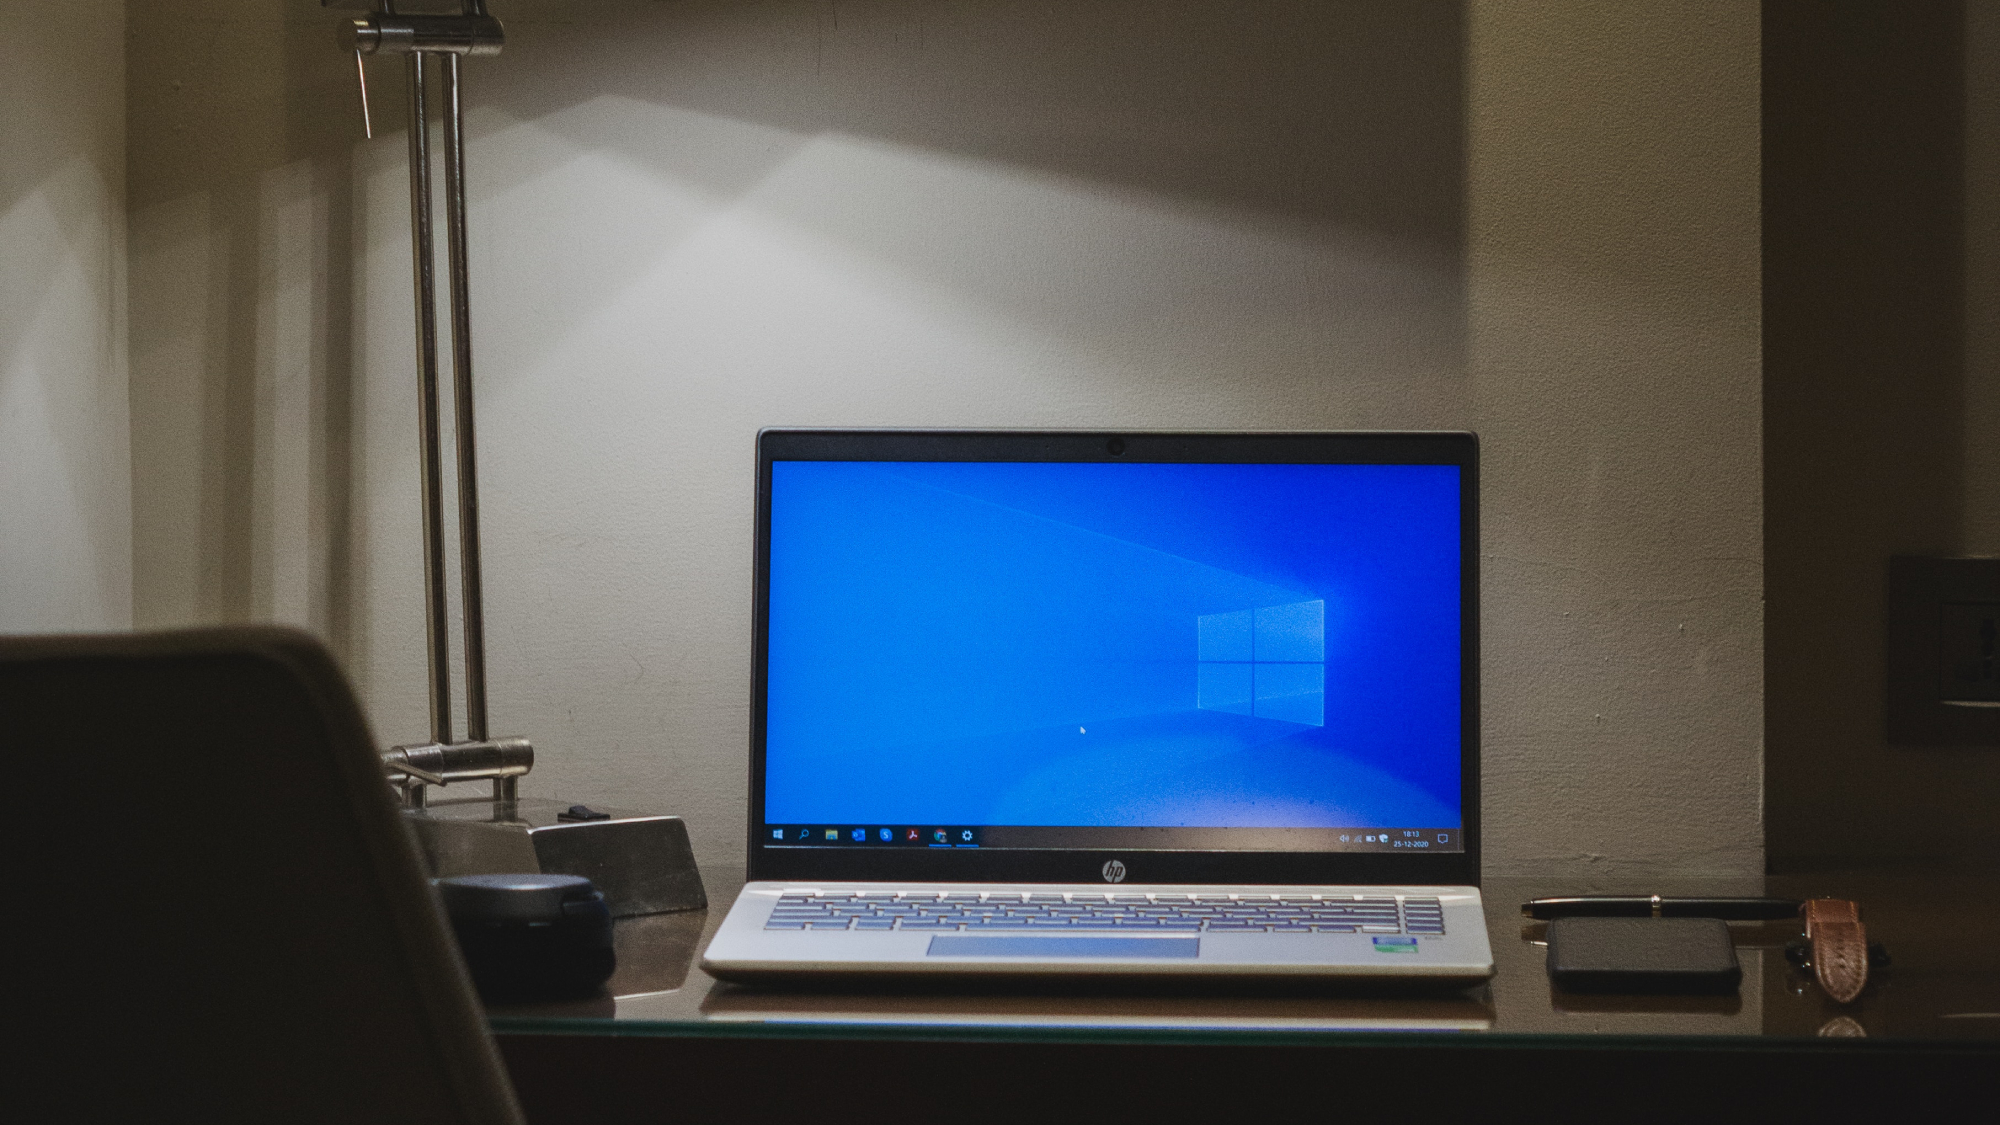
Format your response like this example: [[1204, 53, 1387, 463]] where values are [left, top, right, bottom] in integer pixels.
[[700, 430, 1492, 985]]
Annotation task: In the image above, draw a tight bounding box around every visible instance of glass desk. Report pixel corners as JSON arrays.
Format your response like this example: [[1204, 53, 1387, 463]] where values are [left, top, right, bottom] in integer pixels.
[[487, 867, 1996, 1119]]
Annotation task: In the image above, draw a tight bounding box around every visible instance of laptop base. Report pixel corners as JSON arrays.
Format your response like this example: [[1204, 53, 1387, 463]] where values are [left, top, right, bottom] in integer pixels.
[[702, 882, 1495, 987]]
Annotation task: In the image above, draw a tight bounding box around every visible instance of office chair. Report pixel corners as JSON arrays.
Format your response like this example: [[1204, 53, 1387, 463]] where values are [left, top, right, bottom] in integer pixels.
[[4, 626, 525, 1124]]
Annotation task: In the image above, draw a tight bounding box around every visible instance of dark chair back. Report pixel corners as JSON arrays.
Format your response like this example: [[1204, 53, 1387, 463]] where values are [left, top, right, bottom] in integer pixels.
[[5, 627, 524, 1124]]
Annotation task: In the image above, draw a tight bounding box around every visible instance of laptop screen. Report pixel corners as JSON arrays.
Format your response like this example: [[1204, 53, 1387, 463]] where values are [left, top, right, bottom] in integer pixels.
[[751, 432, 1476, 881]]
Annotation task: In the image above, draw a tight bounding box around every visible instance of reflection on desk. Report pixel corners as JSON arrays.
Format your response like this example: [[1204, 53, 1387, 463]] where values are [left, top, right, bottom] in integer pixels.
[[698, 988, 1494, 1033], [487, 868, 2000, 1043]]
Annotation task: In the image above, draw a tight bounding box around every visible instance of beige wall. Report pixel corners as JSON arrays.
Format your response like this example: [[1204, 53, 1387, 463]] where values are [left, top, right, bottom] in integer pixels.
[[1, 0, 130, 633], [1470, 2, 1764, 876], [1764, 0, 2000, 869], [122, 0, 1764, 879]]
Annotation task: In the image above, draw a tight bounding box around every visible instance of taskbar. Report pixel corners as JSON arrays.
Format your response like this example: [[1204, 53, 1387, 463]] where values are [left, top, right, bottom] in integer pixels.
[[762, 825, 1462, 853], [768, 825, 984, 848]]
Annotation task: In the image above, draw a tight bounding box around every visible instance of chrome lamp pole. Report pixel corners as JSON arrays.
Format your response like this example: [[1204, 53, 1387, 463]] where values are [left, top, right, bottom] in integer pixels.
[[334, 1, 529, 808], [325, 3, 706, 918]]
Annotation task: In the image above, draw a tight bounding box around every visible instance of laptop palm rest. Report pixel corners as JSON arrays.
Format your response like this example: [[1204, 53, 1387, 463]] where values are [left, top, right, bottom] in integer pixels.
[[928, 936, 1200, 959]]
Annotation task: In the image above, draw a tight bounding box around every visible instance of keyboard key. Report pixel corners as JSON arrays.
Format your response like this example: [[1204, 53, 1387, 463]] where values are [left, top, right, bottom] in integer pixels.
[[853, 918, 898, 930], [764, 921, 807, 930]]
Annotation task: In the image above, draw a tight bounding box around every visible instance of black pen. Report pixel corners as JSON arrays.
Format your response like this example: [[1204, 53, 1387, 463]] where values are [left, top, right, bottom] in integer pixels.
[[1522, 895, 1804, 921]]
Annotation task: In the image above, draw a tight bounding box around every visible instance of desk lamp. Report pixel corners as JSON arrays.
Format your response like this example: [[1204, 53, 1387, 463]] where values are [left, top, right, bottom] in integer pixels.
[[325, 0, 703, 916]]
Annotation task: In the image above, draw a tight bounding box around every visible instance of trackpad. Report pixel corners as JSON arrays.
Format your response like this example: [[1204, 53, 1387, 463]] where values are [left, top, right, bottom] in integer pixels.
[[926, 935, 1199, 959]]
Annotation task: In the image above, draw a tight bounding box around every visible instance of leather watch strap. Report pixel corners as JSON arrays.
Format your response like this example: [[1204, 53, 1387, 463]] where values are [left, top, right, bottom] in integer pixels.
[[1802, 898, 1868, 1004]]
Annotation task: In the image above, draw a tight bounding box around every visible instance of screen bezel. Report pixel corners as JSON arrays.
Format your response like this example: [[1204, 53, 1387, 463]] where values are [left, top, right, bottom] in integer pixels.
[[747, 429, 1480, 887]]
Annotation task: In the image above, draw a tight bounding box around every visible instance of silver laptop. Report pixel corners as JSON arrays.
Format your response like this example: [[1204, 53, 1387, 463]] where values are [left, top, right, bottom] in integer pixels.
[[701, 430, 1492, 985]]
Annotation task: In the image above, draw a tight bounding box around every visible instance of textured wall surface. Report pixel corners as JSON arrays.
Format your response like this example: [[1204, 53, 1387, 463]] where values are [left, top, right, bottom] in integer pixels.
[[0, 0, 130, 633], [125, 0, 1763, 878], [1469, 2, 1764, 875]]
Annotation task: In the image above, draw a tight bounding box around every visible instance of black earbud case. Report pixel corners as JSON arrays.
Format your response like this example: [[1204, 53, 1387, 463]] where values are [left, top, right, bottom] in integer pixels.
[[438, 873, 616, 1001]]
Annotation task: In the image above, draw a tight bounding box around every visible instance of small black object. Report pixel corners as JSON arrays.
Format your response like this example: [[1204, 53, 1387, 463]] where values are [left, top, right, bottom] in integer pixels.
[[556, 804, 612, 822], [438, 874, 615, 1001], [1546, 916, 1741, 994]]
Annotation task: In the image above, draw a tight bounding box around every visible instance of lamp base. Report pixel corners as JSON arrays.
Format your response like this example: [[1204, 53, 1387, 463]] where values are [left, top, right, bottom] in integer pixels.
[[407, 796, 705, 917]]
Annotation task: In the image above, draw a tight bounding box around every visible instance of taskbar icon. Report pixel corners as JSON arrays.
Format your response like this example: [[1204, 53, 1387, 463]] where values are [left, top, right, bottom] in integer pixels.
[[765, 825, 981, 848]]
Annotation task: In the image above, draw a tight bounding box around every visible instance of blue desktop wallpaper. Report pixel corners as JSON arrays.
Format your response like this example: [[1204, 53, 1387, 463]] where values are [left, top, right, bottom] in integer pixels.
[[763, 461, 1463, 829]]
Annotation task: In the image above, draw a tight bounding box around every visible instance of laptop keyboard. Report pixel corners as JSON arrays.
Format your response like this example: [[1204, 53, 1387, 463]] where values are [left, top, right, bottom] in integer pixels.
[[765, 891, 1447, 935]]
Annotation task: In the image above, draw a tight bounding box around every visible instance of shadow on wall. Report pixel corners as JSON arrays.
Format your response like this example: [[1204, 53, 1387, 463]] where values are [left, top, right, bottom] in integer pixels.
[[1764, 0, 2000, 868], [461, 1, 1468, 410], [128, 1, 368, 643], [475, 0, 1465, 244]]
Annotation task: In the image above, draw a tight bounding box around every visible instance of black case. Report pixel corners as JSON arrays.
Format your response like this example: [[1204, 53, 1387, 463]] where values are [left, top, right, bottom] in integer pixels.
[[1545, 917, 1742, 994]]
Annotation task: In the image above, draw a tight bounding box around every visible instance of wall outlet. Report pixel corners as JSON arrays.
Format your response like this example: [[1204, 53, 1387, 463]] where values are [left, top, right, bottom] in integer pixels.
[[1887, 557, 2000, 745]]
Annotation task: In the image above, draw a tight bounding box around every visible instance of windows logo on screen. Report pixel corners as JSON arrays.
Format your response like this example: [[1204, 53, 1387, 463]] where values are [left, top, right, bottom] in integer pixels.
[[1195, 600, 1325, 726]]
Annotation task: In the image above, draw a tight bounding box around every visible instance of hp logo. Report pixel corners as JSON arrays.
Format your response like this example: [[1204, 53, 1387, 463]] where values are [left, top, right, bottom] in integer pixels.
[[1101, 859, 1127, 884]]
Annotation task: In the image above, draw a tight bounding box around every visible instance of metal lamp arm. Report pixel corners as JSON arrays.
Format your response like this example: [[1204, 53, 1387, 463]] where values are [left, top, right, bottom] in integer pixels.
[[335, 1, 526, 805]]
